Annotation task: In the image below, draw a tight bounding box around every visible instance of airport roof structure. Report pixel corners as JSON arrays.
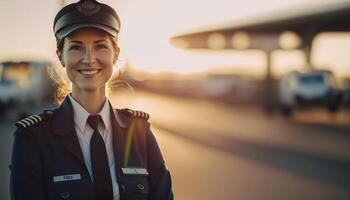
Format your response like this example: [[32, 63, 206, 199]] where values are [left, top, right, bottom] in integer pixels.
[[170, 3, 350, 50]]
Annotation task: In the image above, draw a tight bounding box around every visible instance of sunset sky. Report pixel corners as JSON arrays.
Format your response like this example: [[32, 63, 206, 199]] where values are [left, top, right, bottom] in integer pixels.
[[1, 0, 350, 78]]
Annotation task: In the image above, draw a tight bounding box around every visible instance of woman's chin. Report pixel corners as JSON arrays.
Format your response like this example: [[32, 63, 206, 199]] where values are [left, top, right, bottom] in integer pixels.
[[76, 84, 104, 92]]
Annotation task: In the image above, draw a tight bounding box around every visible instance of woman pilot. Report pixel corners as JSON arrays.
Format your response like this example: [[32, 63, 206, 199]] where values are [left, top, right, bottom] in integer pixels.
[[10, 0, 173, 200]]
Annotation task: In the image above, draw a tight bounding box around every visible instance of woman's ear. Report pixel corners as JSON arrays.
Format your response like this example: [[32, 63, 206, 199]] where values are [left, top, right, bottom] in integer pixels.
[[113, 47, 120, 64], [56, 50, 65, 67]]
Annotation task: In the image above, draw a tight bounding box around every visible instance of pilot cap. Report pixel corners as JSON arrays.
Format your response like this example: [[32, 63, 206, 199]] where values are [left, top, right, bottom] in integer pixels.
[[53, 0, 121, 40]]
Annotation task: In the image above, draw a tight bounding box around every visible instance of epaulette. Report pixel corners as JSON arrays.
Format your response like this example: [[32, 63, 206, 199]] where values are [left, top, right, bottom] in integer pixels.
[[15, 115, 43, 128], [15, 110, 54, 128], [121, 108, 150, 120]]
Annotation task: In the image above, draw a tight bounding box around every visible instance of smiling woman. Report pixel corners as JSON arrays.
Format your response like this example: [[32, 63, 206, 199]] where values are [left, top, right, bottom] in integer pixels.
[[56, 28, 119, 108], [10, 1, 173, 200]]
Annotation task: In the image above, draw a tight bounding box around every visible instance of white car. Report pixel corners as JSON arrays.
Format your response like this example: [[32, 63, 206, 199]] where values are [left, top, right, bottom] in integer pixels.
[[278, 70, 343, 115], [0, 61, 56, 114]]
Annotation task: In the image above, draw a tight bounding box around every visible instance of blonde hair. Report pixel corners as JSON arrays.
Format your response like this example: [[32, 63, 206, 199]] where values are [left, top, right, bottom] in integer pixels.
[[48, 62, 71, 105]]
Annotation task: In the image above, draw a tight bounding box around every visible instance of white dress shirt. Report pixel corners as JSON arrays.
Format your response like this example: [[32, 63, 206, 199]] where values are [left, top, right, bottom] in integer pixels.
[[68, 95, 120, 200]]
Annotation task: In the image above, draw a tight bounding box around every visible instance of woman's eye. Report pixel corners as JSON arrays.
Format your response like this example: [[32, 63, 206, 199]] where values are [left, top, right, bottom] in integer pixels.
[[96, 44, 108, 49], [69, 45, 81, 50]]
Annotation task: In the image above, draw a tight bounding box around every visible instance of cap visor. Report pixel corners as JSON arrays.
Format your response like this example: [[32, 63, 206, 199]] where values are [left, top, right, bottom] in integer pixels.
[[56, 23, 118, 39]]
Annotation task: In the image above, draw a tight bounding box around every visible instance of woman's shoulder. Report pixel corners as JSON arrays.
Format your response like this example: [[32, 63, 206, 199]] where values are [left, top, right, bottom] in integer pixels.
[[15, 109, 55, 130], [117, 108, 150, 120], [114, 108, 151, 130]]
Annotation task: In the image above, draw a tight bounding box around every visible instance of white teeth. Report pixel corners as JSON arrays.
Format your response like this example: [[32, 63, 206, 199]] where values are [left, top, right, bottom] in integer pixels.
[[78, 69, 100, 75]]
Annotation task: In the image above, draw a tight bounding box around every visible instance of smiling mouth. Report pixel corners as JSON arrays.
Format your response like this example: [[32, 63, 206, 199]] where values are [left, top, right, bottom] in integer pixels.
[[78, 69, 101, 75]]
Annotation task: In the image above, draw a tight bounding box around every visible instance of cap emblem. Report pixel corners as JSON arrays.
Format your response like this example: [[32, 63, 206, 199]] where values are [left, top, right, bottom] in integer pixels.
[[77, 1, 101, 16]]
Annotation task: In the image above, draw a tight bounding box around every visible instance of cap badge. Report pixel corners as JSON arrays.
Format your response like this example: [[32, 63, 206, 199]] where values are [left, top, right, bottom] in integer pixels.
[[77, 1, 101, 16]]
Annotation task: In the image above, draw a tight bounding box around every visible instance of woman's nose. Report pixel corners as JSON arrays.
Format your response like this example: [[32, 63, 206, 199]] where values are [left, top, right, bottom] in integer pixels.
[[82, 48, 96, 65]]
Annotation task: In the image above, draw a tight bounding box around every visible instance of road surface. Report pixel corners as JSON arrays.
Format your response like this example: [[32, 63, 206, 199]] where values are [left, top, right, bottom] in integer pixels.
[[1, 91, 350, 199]]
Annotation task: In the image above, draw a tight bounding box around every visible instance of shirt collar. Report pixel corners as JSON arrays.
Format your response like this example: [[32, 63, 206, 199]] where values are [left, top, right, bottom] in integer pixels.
[[68, 94, 111, 132], [98, 97, 111, 131]]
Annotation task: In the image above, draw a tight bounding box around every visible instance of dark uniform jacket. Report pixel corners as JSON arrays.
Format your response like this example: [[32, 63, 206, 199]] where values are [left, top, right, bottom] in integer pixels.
[[10, 96, 173, 200]]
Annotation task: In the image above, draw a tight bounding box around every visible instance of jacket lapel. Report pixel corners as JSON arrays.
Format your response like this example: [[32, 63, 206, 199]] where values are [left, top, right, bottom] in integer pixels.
[[52, 96, 87, 169]]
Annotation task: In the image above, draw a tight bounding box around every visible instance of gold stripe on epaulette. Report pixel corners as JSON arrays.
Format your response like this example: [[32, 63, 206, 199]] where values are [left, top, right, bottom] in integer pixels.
[[122, 108, 149, 120], [29, 115, 40, 123], [15, 115, 42, 128], [144, 112, 149, 119], [125, 108, 133, 115], [135, 111, 140, 118], [21, 119, 31, 127], [16, 121, 27, 128], [24, 117, 35, 125]]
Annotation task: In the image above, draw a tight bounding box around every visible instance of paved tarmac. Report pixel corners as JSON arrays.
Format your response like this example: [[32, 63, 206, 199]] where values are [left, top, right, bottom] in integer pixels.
[[1, 92, 350, 199]]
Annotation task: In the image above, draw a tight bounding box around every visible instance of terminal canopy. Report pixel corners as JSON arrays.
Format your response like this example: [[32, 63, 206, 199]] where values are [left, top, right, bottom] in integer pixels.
[[170, 3, 350, 51]]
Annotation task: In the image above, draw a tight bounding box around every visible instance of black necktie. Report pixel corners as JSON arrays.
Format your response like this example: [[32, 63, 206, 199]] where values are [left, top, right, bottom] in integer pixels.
[[87, 115, 113, 200]]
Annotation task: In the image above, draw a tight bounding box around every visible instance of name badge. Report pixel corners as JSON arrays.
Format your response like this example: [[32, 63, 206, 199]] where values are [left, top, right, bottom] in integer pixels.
[[53, 174, 81, 182], [121, 168, 149, 176]]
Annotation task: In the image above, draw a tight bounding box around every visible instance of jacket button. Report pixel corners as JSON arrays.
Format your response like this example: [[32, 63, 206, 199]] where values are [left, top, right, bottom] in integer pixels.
[[45, 110, 54, 115], [137, 183, 145, 191], [60, 191, 70, 199]]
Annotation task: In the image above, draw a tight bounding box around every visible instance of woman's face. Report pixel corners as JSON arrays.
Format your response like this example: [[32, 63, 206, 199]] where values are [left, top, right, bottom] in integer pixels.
[[58, 27, 119, 92]]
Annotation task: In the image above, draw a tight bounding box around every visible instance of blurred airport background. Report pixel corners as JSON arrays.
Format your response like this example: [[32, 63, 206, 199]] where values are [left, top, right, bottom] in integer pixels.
[[1, 0, 350, 199]]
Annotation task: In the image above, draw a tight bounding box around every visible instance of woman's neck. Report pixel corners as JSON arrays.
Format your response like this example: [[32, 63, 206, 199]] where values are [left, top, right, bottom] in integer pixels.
[[71, 87, 106, 114]]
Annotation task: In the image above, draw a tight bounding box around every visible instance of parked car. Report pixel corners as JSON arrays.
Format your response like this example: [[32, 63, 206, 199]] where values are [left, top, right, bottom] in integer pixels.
[[0, 61, 56, 114], [278, 70, 343, 116]]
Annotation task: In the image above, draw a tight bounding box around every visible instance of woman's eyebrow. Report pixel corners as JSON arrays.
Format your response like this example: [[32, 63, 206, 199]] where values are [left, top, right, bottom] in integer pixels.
[[67, 39, 107, 44], [68, 40, 83, 44], [94, 39, 108, 43]]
